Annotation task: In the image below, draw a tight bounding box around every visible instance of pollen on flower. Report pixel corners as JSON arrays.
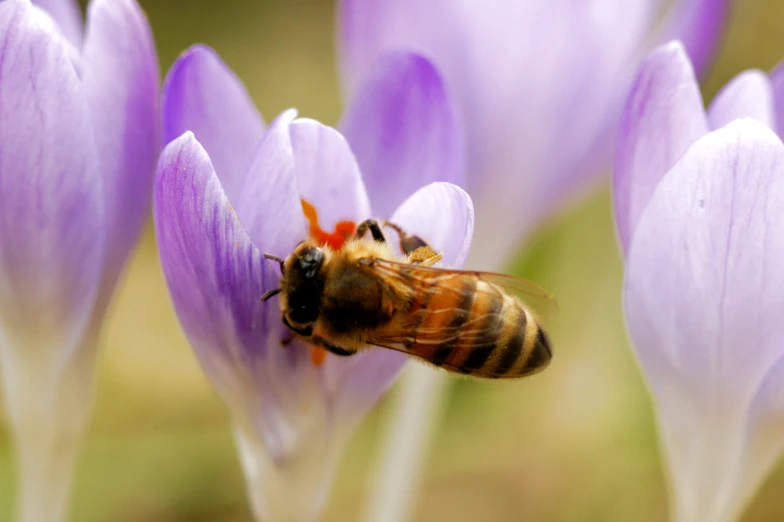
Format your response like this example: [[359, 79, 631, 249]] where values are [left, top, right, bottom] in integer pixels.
[[300, 199, 357, 366]]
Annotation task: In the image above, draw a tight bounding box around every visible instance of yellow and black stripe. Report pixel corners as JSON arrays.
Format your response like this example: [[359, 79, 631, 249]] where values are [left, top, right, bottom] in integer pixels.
[[403, 277, 551, 379]]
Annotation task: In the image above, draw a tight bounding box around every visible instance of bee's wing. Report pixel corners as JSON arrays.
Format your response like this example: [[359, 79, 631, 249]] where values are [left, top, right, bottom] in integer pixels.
[[362, 259, 554, 370], [371, 258, 558, 323]]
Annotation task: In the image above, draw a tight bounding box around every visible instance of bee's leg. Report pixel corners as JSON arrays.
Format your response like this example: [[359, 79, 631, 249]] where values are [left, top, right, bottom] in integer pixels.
[[280, 329, 296, 346], [409, 246, 442, 266], [383, 221, 442, 265], [356, 219, 386, 243], [264, 253, 285, 273], [382, 221, 429, 254], [311, 335, 357, 356]]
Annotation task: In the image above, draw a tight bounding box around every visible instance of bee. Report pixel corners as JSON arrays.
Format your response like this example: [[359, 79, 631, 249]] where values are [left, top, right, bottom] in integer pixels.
[[262, 218, 552, 379]]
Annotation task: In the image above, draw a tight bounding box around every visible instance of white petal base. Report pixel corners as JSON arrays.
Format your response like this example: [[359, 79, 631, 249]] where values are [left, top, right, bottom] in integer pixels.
[[233, 423, 340, 522], [0, 340, 97, 522]]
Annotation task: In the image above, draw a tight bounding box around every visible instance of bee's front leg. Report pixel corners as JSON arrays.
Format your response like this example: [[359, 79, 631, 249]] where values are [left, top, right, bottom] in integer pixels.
[[356, 219, 387, 243]]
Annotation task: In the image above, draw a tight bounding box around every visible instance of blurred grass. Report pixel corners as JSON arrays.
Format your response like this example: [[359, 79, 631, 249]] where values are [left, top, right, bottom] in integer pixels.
[[2, 0, 784, 521]]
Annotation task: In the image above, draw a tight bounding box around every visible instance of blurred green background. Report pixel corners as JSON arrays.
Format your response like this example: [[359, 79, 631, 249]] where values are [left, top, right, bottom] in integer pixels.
[[2, 1, 784, 521]]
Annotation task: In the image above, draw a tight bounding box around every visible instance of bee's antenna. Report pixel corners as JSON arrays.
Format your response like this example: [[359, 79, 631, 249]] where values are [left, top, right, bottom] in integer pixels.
[[261, 288, 281, 301], [264, 253, 285, 273]]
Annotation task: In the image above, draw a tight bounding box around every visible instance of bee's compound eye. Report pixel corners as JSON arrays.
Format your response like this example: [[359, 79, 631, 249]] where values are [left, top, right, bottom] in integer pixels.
[[297, 247, 324, 279], [290, 305, 318, 325]]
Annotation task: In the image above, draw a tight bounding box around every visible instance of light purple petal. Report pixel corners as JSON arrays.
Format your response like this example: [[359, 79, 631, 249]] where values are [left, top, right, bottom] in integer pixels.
[[766, 61, 784, 138], [624, 119, 784, 522], [153, 132, 275, 368], [740, 355, 784, 519], [233, 110, 305, 259], [339, 51, 464, 218], [626, 118, 784, 400], [337, 0, 399, 99], [0, 0, 104, 347], [81, 0, 159, 300], [614, 41, 708, 256], [162, 45, 266, 205], [388, 182, 474, 269], [154, 134, 330, 462], [32, 0, 82, 47], [707, 70, 775, 131], [658, 0, 732, 77], [328, 349, 407, 436], [340, 0, 661, 269], [289, 119, 371, 228]]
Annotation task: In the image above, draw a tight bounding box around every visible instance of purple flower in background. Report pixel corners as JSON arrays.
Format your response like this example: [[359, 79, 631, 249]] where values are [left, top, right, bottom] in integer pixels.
[[0, 0, 158, 521], [339, 0, 731, 268], [615, 41, 784, 522], [155, 46, 471, 521]]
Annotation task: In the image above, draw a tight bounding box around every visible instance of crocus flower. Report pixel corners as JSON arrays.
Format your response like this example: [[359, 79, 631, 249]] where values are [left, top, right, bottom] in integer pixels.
[[615, 41, 784, 522], [339, 0, 731, 269], [338, 4, 733, 521], [0, 1, 158, 521], [155, 45, 470, 521]]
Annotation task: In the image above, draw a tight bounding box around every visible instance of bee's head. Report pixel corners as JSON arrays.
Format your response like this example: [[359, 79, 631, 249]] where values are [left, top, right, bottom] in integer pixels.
[[277, 243, 328, 333]]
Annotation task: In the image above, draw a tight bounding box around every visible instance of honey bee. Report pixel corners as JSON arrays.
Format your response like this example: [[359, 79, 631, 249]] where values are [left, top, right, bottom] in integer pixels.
[[262, 218, 552, 379]]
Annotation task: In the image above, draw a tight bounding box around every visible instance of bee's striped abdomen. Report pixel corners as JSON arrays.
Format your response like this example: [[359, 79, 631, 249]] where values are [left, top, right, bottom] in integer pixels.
[[402, 278, 551, 379], [491, 302, 551, 378]]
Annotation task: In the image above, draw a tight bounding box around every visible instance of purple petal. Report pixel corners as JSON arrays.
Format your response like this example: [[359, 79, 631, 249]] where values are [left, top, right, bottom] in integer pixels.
[[658, 0, 732, 77], [767, 60, 784, 137], [32, 0, 82, 47], [162, 45, 266, 205], [388, 182, 474, 268], [154, 134, 327, 459], [329, 349, 408, 436], [340, 0, 661, 269], [337, 0, 397, 99], [624, 119, 784, 521], [0, 0, 104, 346], [707, 70, 775, 131], [339, 51, 464, 218], [289, 119, 371, 228], [614, 41, 708, 256], [81, 0, 159, 299], [740, 355, 784, 519], [626, 118, 784, 397], [233, 110, 305, 258], [153, 132, 276, 369]]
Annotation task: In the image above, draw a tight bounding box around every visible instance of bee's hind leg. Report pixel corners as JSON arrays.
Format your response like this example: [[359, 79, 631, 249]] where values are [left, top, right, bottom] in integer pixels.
[[383, 221, 442, 266], [409, 246, 442, 266], [356, 219, 386, 243], [311, 335, 357, 356]]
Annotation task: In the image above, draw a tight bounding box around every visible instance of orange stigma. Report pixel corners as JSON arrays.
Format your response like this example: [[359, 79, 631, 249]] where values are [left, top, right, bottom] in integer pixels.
[[310, 346, 327, 366], [301, 199, 356, 251], [300, 199, 356, 366]]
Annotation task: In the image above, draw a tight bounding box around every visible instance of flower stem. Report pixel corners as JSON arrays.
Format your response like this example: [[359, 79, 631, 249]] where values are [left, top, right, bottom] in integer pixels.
[[0, 346, 96, 522], [361, 365, 450, 522]]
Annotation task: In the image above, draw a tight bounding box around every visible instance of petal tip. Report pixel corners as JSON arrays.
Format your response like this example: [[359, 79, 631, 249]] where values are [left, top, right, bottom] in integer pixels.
[[279, 108, 299, 124], [721, 117, 781, 142], [643, 40, 695, 77], [170, 43, 223, 73]]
